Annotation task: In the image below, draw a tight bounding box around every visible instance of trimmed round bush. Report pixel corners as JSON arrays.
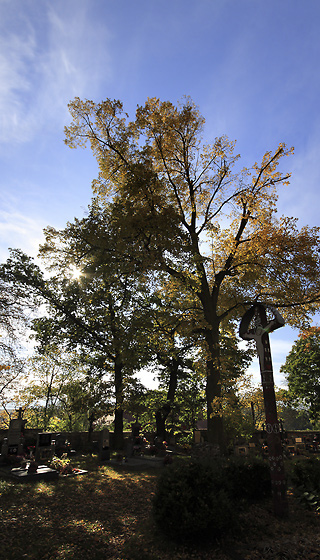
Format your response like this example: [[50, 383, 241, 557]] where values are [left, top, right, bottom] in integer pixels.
[[152, 461, 236, 541], [224, 457, 272, 501]]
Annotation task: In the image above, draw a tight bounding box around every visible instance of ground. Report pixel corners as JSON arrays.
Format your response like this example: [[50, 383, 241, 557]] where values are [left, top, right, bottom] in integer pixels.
[[0, 455, 319, 560]]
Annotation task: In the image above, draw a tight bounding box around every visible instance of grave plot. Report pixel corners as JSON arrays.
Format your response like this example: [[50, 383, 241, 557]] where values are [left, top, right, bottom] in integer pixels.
[[10, 464, 59, 481]]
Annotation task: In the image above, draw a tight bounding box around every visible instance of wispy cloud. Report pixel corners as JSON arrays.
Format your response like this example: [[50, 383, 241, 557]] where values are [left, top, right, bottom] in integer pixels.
[[0, 207, 45, 262], [0, 17, 38, 143], [0, 1, 112, 145]]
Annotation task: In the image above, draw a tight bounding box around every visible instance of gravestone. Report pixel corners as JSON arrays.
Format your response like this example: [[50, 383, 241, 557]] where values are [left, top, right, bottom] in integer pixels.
[[35, 433, 55, 463], [295, 437, 305, 452], [7, 419, 24, 455], [194, 430, 201, 444], [99, 428, 110, 461], [0, 409, 25, 460], [131, 420, 142, 454]]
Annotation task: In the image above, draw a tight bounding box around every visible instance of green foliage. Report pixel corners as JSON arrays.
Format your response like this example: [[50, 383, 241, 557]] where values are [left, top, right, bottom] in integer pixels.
[[295, 489, 320, 513], [290, 458, 320, 493], [0, 275, 33, 413], [152, 461, 236, 541], [280, 405, 314, 430], [14, 349, 112, 432], [290, 458, 320, 513], [152, 457, 272, 542], [1, 209, 157, 447], [281, 327, 320, 424], [217, 392, 256, 445]]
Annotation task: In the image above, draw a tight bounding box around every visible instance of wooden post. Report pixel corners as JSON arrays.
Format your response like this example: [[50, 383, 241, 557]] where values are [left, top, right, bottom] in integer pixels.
[[240, 304, 288, 518]]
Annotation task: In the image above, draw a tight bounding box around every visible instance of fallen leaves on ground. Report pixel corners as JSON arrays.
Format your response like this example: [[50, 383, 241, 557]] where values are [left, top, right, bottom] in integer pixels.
[[0, 459, 319, 560]]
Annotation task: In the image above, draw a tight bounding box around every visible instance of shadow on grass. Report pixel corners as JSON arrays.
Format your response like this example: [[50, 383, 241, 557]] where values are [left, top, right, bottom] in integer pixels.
[[1, 456, 320, 560], [0, 456, 158, 560]]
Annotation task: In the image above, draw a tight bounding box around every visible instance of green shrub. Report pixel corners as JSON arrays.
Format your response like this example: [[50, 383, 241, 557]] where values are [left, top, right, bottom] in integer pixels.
[[152, 457, 273, 542], [290, 458, 320, 513], [152, 461, 236, 542], [224, 457, 272, 501], [290, 458, 320, 492]]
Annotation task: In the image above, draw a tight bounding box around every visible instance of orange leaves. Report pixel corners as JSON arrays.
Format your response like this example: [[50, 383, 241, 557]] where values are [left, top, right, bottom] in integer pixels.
[[300, 326, 320, 340]]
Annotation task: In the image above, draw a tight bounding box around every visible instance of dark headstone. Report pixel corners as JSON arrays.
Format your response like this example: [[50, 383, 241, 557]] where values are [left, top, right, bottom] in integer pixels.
[[98, 428, 110, 461], [35, 433, 55, 462], [0, 413, 25, 460]]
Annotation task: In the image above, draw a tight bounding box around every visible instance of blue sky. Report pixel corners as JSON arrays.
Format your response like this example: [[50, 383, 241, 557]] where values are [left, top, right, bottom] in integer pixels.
[[1, 0, 320, 387]]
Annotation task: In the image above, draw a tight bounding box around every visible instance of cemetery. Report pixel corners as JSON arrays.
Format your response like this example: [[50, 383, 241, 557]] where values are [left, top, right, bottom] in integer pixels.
[[1, 403, 319, 481], [0, 410, 319, 559], [0, 414, 175, 480], [1, 57, 320, 558]]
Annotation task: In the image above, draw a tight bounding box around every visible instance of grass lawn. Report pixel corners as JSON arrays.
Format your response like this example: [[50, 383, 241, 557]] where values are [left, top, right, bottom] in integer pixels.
[[0, 455, 319, 560]]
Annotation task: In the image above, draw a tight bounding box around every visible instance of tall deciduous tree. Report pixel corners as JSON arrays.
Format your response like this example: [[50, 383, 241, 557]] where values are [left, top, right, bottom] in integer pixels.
[[280, 327, 320, 425], [0, 275, 35, 415], [64, 96, 320, 447], [1, 205, 152, 448]]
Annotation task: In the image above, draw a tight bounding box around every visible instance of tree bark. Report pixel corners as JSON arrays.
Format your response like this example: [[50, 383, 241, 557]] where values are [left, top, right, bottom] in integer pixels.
[[88, 412, 95, 442], [205, 325, 224, 450], [114, 359, 124, 449], [155, 356, 179, 441], [155, 404, 171, 441]]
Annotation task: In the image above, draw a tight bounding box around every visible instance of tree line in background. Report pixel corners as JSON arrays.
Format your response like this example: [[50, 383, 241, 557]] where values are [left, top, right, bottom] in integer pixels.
[[1, 96, 320, 449]]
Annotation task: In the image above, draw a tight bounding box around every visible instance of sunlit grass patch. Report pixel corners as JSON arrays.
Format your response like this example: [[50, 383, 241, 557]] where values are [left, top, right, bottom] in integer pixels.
[[32, 481, 56, 496], [67, 518, 104, 534], [55, 543, 77, 558]]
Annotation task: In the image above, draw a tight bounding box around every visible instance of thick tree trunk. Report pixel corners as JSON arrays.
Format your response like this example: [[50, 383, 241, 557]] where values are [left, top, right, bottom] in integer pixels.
[[155, 356, 179, 442], [155, 404, 171, 441], [205, 326, 224, 450], [88, 412, 95, 442], [114, 407, 124, 449], [114, 359, 124, 450]]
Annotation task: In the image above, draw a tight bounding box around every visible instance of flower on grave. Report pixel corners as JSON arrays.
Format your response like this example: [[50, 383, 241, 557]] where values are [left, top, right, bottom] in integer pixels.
[[50, 454, 74, 475]]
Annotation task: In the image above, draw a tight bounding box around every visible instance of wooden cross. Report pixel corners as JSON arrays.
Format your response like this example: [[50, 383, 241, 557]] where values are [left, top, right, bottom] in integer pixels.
[[239, 303, 288, 517]]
